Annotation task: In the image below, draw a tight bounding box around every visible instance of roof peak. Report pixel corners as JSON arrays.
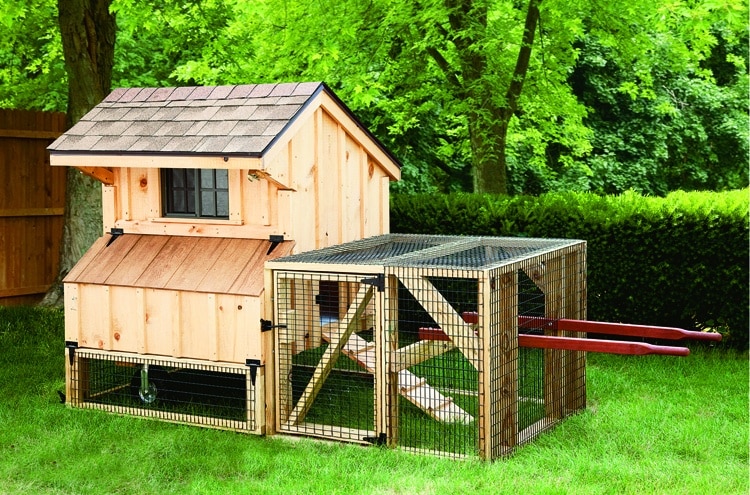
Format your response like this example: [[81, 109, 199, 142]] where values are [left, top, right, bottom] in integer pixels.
[[104, 82, 324, 104]]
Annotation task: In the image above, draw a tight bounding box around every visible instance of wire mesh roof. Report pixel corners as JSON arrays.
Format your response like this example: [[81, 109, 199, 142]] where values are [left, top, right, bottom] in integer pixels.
[[271, 234, 583, 271]]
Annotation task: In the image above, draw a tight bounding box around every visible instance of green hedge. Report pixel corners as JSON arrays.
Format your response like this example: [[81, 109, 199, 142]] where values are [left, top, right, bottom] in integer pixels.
[[390, 189, 749, 349]]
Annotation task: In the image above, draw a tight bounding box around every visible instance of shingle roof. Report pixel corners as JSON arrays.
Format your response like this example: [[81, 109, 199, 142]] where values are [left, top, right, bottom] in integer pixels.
[[48, 82, 325, 156]]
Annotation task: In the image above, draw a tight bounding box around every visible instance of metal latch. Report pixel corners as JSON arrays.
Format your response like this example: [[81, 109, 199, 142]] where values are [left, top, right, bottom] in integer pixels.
[[260, 319, 287, 332]]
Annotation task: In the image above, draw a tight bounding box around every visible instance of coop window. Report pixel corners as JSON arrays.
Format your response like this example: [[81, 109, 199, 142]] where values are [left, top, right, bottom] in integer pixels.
[[162, 168, 229, 219]]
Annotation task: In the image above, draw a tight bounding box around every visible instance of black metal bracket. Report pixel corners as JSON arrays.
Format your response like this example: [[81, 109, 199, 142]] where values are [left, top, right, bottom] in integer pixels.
[[260, 319, 287, 332], [106, 228, 124, 247], [245, 359, 261, 386], [360, 274, 385, 292], [65, 341, 78, 366], [363, 432, 387, 446], [267, 235, 285, 255]]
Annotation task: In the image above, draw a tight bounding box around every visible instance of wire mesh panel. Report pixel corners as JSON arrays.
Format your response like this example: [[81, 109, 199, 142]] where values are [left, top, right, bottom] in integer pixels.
[[275, 272, 379, 443], [69, 350, 257, 432], [385, 267, 481, 458]]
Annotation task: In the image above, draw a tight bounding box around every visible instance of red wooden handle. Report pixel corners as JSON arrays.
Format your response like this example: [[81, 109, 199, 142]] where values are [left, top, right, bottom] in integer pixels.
[[518, 334, 690, 356], [518, 316, 722, 342]]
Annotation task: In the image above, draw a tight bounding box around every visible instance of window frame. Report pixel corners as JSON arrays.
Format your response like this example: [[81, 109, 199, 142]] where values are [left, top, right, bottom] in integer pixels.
[[161, 168, 230, 220]]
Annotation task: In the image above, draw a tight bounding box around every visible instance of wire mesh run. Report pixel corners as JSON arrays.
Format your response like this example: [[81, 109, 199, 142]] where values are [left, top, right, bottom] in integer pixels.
[[70, 351, 257, 432], [270, 235, 587, 460]]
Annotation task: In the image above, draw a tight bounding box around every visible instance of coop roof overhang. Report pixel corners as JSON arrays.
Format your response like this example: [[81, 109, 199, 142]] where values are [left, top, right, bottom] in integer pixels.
[[48, 81, 401, 186], [64, 233, 295, 297]]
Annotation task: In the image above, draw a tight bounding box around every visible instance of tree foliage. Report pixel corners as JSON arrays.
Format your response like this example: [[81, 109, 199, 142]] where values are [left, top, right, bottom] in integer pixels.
[[0, 0, 747, 195]]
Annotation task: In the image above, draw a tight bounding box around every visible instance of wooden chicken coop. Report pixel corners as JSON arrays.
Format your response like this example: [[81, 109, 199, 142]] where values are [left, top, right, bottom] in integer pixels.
[[49, 82, 718, 460], [48, 82, 400, 434]]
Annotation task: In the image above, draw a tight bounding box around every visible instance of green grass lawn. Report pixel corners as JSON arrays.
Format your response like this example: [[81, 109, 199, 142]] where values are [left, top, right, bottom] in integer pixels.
[[0, 306, 747, 495]]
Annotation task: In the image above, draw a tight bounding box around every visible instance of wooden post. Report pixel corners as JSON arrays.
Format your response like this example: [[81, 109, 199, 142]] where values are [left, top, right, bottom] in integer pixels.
[[564, 246, 586, 413], [481, 269, 518, 459], [542, 255, 566, 420], [384, 272, 400, 447]]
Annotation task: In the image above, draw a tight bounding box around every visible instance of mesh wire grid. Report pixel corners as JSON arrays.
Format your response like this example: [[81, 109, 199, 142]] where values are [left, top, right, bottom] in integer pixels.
[[269, 234, 582, 271], [71, 351, 256, 431]]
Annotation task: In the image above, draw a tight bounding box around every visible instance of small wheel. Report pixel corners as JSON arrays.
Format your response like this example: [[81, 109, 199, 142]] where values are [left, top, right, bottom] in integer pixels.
[[130, 365, 168, 405]]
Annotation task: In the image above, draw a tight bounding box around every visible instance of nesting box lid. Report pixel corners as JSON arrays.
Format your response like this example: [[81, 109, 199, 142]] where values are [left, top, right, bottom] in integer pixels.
[[64, 233, 294, 296]]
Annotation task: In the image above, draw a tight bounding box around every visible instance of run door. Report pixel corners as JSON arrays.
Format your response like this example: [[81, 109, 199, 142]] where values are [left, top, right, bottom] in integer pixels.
[[274, 271, 384, 444]]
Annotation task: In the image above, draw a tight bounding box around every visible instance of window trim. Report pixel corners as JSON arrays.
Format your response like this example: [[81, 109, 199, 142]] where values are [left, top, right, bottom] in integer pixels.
[[161, 168, 230, 220]]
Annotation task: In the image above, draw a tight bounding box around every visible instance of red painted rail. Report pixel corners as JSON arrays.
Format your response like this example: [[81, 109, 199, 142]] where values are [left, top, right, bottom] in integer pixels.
[[517, 316, 722, 342], [416, 312, 720, 356], [517, 334, 690, 356]]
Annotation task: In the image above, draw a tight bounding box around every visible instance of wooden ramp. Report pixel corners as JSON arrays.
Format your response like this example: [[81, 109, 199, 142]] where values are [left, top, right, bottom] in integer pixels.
[[321, 327, 474, 424]]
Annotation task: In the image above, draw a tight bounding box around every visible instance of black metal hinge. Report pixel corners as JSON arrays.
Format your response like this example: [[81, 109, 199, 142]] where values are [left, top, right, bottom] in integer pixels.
[[245, 359, 261, 386], [65, 341, 78, 366], [360, 274, 385, 292], [267, 235, 284, 255], [106, 228, 124, 247], [260, 319, 287, 332]]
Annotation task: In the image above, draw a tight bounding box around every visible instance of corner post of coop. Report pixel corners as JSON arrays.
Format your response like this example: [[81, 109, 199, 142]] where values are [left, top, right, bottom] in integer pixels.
[[480, 268, 519, 459]]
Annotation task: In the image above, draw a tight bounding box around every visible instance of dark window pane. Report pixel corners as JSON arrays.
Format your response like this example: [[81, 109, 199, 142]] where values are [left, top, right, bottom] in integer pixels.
[[171, 169, 185, 188], [216, 169, 228, 189], [201, 191, 216, 216], [186, 169, 195, 189], [187, 192, 195, 214], [171, 190, 186, 213], [216, 191, 229, 217], [201, 169, 215, 188]]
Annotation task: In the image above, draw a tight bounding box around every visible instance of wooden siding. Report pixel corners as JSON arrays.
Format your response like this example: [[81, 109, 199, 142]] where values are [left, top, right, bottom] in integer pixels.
[[64, 234, 293, 363], [96, 106, 392, 253], [0, 109, 66, 305]]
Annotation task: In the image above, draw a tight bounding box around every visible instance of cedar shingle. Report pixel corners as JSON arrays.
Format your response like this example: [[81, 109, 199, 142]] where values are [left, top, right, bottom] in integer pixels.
[[154, 121, 194, 136], [227, 85, 256, 98], [208, 86, 234, 100], [170, 86, 197, 100], [148, 87, 175, 101], [222, 135, 274, 154]]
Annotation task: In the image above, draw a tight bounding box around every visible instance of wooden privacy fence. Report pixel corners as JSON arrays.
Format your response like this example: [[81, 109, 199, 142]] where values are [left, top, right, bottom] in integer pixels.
[[0, 109, 66, 305]]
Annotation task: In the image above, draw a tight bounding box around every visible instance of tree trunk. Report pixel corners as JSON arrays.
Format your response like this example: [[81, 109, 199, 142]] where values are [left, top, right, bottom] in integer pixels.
[[41, 0, 115, 306]]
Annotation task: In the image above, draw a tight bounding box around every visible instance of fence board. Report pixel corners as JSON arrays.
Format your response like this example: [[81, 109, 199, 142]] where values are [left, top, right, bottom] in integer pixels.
[[0, 109, 66, 305]]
